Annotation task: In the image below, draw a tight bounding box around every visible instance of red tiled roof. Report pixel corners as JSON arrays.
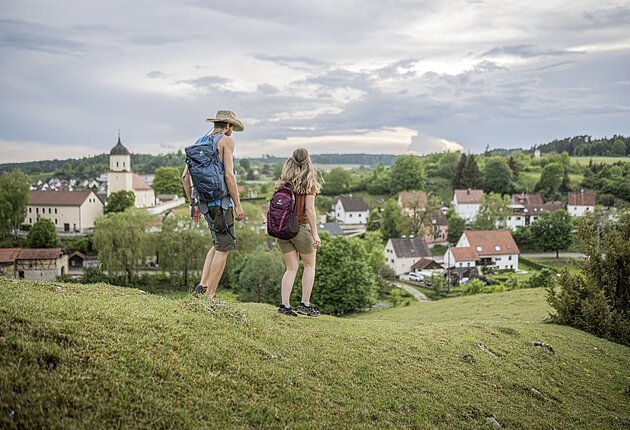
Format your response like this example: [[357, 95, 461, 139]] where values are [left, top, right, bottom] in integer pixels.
[[454, 189, 484, 204], [0, 248, 21, 264], [463, 230, 520, 256], [512, 193, 544, 207], [399, 191, 428, 209], [68, 251, 87, 260], [449, 247, 479, 261], [132, 174, 152, 191], [568, 191, 596, 206], [29, 191, 92, 206], [17, 248, 63, 260]]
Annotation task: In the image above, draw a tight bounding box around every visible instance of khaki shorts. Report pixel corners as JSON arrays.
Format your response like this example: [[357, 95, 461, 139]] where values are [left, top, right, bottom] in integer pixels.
[[277, 224, 315, 255], [203, 206, 236, 252]]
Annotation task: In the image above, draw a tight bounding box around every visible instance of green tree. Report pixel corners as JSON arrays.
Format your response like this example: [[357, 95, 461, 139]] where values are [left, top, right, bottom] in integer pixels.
[[366, 208, 382, 232], [381, 198, 409, 241], [610, 139, 626, 156], [0, 170, 30, 238], [311, 236, 378, 315], [322, 167, 351, 195], [446, 211, 466, 245], [507, 156, 522, 179], [452, 153, 467, 189], [27, 218, 58, 248], [156, 213, 210, 288], [361, 231, 387, 276], [236, 249, 285, 303], [239, 158, 251, 171], [535, 162, 564, 200], [152, 166, 183, 196], [106, 190, 135, 213], [454, 154, 483, 189], [483, 158, 513, 195], [547, 210, 630, 345], [390, 155, 425, 193], [403, 193, 441, 238], [93, 209, 153, 285], [365, 164, 391, 195], [474, 193, 511, 230], [529, 209, 573, 258]]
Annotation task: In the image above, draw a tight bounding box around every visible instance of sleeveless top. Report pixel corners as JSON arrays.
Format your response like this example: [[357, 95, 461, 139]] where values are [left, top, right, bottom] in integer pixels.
[[296, 188, 316, 225]]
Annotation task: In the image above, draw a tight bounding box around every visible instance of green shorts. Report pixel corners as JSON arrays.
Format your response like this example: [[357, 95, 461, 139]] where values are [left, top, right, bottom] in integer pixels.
[[203, 206, 236, 252], [277, 224, 315, 255]]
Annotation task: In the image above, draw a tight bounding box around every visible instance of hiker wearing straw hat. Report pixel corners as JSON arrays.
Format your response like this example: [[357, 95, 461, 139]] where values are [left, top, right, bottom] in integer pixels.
[[182, 110, 245, 300]]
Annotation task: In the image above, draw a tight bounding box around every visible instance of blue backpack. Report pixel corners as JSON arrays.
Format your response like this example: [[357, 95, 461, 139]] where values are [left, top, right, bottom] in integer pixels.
[[185, 132, 228, 203]]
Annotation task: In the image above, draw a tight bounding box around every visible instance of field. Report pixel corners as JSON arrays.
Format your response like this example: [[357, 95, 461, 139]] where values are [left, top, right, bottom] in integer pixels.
[[1, 279, 629, 429], [570, 156, 629, 166]]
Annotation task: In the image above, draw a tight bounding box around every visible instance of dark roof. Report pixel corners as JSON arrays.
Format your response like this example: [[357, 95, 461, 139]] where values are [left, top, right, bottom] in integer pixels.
[[17, 248, 63, 260], [319, 222, 344, 236], [411, 258, 443, 271], [68, 251, 87, 260], [335, 196, 369, 212], [29, 191, 93, 206], [0, 248, 21, 264], [568, 191, 596, 206], [429, 210, 448, 226], [389, 238, 431, 259], [110, 135, 130, 156]]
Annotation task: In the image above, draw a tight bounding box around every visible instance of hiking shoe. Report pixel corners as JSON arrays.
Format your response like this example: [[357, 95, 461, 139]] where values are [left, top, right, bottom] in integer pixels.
[[297, 303, 321, 317], [192, 284, 207, 298], [277, 304, 297, 317]]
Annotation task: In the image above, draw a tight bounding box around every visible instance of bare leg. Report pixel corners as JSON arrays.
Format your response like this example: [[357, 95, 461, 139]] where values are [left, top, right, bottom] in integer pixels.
[[300, 251, 316, 304], [281, 251, 300, 306], [200, 246, 216, 287], [206, 250, 229, 299]]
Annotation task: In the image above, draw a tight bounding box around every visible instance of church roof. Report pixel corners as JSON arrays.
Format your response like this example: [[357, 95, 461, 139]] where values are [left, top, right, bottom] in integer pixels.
[[110, 135, 130, 156], [132, 174, 152, 191]]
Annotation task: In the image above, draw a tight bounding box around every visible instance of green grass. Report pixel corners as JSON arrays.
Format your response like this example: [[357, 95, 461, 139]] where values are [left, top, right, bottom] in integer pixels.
[[571, 156, 629, 166], [1, 280, 629, 429]]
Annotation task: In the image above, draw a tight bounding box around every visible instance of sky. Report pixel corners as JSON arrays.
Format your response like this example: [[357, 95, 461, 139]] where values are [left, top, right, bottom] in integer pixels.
[[1, 0, 629, 162]]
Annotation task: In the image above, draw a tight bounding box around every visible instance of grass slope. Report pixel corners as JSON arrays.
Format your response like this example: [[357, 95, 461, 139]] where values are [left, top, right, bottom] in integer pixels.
[[1, 280, 629, 429]]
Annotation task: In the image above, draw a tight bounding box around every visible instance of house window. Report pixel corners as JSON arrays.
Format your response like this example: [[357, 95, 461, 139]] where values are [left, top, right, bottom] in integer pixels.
[[116, 162, 119, 167], [349, 214, 353, 218], [48, 208, 51, 214], [36, 208, 39, 214], [508, 256, 512, 260], [29, 218, 32, 223], [390, 259, 394, 263], [55, 219, 58, 225], [55, 208, 57, 214], [494, 245, 501, 251], [29, 207, 32, 213]]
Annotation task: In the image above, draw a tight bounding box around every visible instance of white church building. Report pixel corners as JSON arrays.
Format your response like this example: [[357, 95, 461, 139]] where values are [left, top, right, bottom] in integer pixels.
[[107, 135, 155, 208]]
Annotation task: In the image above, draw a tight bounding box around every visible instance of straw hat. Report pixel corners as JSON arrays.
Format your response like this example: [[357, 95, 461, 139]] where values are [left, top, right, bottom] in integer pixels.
[[205, 110, 244, 132]]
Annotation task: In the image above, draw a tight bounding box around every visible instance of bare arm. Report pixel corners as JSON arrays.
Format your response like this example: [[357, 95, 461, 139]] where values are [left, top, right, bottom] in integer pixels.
[[181, 165, 192, 202], [305, 194, 320, 249], [219, 136, 244, 221]]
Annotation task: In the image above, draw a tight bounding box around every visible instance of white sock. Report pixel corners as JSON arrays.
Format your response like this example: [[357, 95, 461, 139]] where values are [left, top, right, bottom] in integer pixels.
[[302, 301, 311, 307], [283, 304, 291, 308]]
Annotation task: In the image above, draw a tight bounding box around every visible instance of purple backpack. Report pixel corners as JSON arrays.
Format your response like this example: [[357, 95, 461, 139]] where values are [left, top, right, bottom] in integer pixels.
[[267, 183, 299, 240]]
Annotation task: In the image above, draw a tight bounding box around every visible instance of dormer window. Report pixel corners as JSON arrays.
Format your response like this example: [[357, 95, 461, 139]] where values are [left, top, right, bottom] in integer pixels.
[[494, 245, 501, 251], [476, 246, 482, 252]]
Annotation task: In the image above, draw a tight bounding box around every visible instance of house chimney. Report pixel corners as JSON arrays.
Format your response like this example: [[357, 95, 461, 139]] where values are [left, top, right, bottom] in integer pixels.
[[580, 189, 584, 193]]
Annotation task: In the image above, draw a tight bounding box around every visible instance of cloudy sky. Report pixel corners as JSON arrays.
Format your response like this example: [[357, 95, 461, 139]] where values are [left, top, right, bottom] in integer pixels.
[[1, 0, 629, 162]]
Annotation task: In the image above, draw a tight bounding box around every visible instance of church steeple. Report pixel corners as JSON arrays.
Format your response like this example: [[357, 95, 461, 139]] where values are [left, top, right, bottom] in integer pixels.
[[110, 131, 130, 156]]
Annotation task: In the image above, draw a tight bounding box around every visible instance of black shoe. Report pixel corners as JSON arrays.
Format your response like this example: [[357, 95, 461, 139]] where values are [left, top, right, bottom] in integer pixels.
[[297, 302, 320, 317], [192, 284, 207, 297], [277, 304, 297, 316]]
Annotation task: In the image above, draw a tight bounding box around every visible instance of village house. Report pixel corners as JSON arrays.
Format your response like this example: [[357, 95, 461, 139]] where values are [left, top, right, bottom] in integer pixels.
[[107, 134, 155, 208], [384, 237, 432, 276], [24, 190, 104, 233], [443, 246, 479, 269], [507, 193, 563, 230], [398, 191, 428, 216], [398, 191, 448, 245], [567, 190, 596, 217], [331, 196, 369, 225], [450, 230, 520, 270], [0, 248, 68, 281], [452, 189, 484, 222]]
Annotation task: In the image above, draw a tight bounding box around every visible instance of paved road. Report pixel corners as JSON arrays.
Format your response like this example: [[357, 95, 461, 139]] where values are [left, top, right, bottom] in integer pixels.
[[390, 281, 431, 302], [521, 252, 585, 259]]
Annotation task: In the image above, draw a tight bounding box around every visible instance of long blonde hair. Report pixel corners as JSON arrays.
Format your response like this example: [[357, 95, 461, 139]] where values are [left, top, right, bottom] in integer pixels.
[[275, 148, 321, 194]]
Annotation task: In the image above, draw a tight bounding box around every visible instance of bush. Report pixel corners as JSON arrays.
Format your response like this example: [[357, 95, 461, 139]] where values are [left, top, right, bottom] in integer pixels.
[[388, 288, 404, 306], [27, 218, 58, 248], [462, 279, 486, 296], [526, 268, 557, 289], [80, 267, 109, 284], [236, 250, 285, 304]]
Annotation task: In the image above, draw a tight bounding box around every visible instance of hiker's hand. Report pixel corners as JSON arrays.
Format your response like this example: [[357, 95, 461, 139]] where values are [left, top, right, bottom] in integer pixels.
[[235, 205, 245, 221], [312, 233, 321, 250], [191, 205, 201, 223]]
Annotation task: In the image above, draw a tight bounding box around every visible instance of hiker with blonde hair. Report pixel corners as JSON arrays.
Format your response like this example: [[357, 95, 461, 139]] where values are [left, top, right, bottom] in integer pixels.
[[274, 148, 322, 316]]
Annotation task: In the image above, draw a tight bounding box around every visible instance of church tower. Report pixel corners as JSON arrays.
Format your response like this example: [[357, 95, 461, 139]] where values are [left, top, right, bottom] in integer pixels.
[[107, 133, 133, 196]]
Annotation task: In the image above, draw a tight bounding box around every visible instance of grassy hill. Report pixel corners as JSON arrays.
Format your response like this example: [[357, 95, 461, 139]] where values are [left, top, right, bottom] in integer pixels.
[[1, 279, 629, 429]]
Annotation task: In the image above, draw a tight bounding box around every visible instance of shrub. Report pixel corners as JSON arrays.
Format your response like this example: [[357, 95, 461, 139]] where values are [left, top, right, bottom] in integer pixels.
[[526, 268, 557, 289], [462, 279, 486, 296], [80, 267, 109, 284]]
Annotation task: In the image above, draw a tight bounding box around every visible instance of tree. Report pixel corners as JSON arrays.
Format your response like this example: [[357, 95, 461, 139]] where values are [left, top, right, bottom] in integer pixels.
[[236, 249, 285, 304], [507, 156, 522, 179], [365, 164, 391, 195], [381, 198, 409, 241], [610, 139, 626, 156], [156, 213, 211, 287], [483, 158, 513, 195], [457, 154, 483, 189], [404, 193, 441, 237], [390, 155, 425, 193], [106, 190, 135, 213], [322, 167, 351, 195], [452, 153, 467, 189], [152, 166, 182, 196], [239, 158, 251, 171], [361, 231, 387, 276], [474, 193, 511, 230], [93, 209, 153, 285], [0, 170, 30, 238], [529, 209, 573, 258], [446, 211, 466, 245], [310, 235, 378, 315], [535, 162, 564, 200], [27, 218, 58, 248], [366, 208, 382, 232], [547, 210, 630, 346]]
